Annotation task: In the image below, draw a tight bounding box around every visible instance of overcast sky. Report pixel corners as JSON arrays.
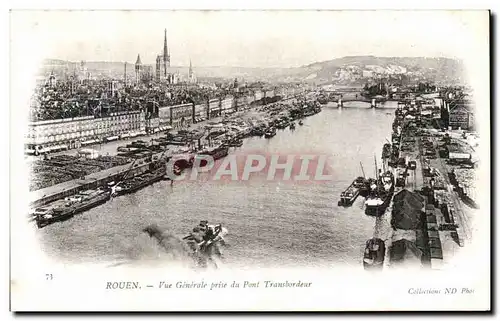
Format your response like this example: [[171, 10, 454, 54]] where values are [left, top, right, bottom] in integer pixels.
[[10, 10, 488, 68]]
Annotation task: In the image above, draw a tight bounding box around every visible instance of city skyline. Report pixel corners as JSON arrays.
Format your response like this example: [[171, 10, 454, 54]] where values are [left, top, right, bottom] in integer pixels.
[[11, 10, 487, 68]]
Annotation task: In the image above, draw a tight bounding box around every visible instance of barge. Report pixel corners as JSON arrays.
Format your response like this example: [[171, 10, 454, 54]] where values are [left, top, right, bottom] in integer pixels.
[[34, 188, 111, 228], [194, 146, 229, 167], [338, 177, 365, 207], [113, 167, 166, 196]]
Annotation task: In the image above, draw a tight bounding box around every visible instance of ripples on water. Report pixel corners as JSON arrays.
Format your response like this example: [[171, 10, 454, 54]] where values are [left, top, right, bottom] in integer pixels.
[[38, 105, 394, 269]]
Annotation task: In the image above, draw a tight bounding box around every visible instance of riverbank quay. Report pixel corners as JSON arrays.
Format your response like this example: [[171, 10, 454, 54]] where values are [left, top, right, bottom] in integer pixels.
[[26, 86, 305, 156], [25, 95, 301, 161], [27, 94, 318, 213], [28, 149, 175, 208], [372, 97, 479, 270]]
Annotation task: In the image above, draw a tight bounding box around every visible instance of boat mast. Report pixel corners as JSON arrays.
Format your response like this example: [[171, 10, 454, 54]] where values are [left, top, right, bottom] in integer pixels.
[[359, 162, 366, 178], [374, 154, 378, 180], [114, 158, 138, 187]]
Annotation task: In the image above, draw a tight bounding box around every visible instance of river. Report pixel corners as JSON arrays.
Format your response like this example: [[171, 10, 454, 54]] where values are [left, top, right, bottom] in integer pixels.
[[37, 103, 395, 270]]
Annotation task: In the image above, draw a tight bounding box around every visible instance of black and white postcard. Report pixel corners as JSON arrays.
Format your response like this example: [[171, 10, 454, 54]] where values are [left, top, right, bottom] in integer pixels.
[[9, 8, 491, 312]]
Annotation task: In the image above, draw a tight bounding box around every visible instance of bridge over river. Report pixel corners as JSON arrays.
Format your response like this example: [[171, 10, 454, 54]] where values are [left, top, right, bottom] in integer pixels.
[[320, 87, 397, 108]]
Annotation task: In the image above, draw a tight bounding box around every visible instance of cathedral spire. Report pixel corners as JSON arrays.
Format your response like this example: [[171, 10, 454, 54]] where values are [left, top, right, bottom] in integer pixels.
[[163, 29, 169, 77], [124, 62, 127, 85], [164, 28, 168, 58]]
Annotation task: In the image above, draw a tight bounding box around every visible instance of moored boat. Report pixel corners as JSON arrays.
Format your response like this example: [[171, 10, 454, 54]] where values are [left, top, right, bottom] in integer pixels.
[[364, 171, 395, 217], [353, 176, 366, 188], [34, 188, 111, 228], [224, 138, 243, 147], [264, 127, 277, 138], [194, 145, 229, 167], [382, 143, 392, 159], [359, 177, 375, 198], [338, 177, 364, 207], [113, 167, 166, 196], [276, 120, 289, 129], [250, 126, 266, 136], [363, 238, 386, 270]]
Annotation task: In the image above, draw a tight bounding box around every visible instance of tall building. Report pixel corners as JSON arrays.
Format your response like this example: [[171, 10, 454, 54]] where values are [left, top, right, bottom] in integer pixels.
[[135, 54, 142, 85], [188, 59, 197, 84], [155, 29, 177, 83], [124, 62, 128, 86]]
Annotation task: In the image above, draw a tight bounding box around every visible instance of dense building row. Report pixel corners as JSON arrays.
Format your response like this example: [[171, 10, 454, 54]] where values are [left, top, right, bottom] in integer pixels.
[[25, 86, 306, 155], [26, 111, 146, 154], [30, 69, 284, 123], [31, 29, 200, 122]]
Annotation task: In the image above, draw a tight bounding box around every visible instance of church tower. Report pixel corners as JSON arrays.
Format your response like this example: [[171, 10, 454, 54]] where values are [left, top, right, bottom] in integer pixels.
[[135, 54, 142, 85], [155, 29, 172, 83], [188, 59, 194, 83], [124, 62, 127, 86]]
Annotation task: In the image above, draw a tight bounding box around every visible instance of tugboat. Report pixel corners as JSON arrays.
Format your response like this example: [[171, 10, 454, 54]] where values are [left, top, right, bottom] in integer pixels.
[[264, 127, 277, 138], [363, 238, 386, 270], [143, 221, 228, 269]]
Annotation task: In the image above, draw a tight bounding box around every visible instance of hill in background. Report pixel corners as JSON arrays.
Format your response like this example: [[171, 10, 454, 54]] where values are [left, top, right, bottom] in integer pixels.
[[39, 55, 465, 85]]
